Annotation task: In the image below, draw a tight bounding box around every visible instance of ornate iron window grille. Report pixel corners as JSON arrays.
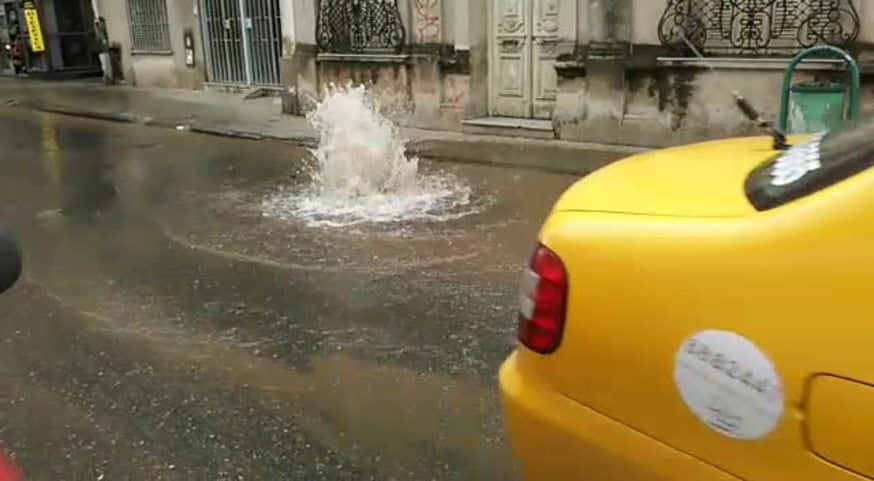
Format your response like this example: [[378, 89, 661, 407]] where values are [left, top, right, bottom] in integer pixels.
[[127, 0, 172, 53], [317, 0, 406, 54], [658, 0, 860, 56]]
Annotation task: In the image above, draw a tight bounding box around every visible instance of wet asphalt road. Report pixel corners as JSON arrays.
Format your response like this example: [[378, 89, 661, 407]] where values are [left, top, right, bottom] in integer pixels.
[[0, 108, 579, 480]]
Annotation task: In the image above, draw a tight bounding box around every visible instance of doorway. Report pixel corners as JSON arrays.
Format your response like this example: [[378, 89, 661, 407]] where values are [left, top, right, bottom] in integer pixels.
[[489, 0, 561, 119], [199, 0, 282, 87]]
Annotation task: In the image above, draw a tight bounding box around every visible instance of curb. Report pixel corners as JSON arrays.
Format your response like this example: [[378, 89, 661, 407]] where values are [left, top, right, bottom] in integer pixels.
[[265, 133, 319, 148], [187, 124, 320, 147], [189, 124, 266, 141], [19, 103, 323, 146], [12, 102, 646, 175], [33, 106, 149, 124], [409, 137, 644, 176]]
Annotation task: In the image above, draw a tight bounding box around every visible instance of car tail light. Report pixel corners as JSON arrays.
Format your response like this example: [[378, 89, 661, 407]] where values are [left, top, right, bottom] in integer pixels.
[[517, 244, 568, 354]]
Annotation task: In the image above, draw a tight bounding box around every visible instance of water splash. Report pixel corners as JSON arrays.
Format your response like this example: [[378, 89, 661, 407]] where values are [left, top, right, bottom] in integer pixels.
[[262, 85, 484, 227]]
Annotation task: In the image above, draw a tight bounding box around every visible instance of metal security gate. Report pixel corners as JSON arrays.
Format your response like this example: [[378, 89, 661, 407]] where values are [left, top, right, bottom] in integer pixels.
[[200, 0, 282, 86]]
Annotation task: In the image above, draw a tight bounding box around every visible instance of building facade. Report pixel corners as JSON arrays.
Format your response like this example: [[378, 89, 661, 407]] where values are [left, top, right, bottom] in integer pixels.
[[91, 0, 291, 89], [0, 0, 102, 77], [97, 0, 874, 146], [93, 0, 204, 88]]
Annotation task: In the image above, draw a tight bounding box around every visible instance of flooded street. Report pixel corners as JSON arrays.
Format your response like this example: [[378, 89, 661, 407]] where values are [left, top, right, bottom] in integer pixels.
[[0, 107, 579, 480]]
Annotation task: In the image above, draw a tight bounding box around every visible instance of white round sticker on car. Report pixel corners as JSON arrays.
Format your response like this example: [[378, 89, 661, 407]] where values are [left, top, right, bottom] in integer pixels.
[[674, 330, 784, 440]]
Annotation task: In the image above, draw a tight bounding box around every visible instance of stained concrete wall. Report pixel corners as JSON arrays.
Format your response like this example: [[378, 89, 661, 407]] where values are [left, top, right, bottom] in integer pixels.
[[93, 0, 130, 79], [167, 0, 206, 89], [860, 0, 874, 55], [442, 0, 454, 45], [429, 0, 481, 128], [576, 0, 590, 44], [558, 61, 874, 148], [279, 0, 318, 115], [96, 0, 206, 89], [465, 0, 488, 119], [286, 0, 874, 146], [552, 0, 874, 147], [632, 0, 664, 45], [454, 0, 469, 49], [561, 67, 756, 146], [280, 0, 487, 129], [858, 2, 874, 113], [588, 0, 632, 45], [318, 60, 413, 117], [860, 1, 873, 42], [295, 0, 317, 46]]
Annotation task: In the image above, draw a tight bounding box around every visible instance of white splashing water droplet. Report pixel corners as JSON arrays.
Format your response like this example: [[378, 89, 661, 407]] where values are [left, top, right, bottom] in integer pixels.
[[262, 85, 485, 227]]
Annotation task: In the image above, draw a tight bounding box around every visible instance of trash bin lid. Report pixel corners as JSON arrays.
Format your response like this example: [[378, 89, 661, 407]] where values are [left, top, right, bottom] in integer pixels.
[[791, 82, 846, 94]]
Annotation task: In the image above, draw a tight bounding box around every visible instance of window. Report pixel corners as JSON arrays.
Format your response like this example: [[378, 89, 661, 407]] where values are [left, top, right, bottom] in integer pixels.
[[658, 0, 860, 57], [316, 0, 406, 54], [746, 119, 874, 210], [127, 0, 171, 53]]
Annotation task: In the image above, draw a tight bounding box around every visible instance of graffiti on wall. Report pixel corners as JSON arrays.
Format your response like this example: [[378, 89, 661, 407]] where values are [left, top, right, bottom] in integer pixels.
[[413, 0, 441, 43]]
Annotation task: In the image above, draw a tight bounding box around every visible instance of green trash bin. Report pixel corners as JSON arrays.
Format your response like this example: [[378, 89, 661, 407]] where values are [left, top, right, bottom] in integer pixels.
[[779, 45, 860, 135], [787, 81, 847, 134]]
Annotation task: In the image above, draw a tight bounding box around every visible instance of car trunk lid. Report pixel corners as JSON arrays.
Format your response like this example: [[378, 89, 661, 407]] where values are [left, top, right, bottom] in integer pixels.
[[552, 136, 781, 217]]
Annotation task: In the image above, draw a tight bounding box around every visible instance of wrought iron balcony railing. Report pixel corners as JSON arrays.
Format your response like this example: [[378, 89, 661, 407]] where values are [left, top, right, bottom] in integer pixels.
[[658, 0, 860, 56], [317, 0, 406, 54]]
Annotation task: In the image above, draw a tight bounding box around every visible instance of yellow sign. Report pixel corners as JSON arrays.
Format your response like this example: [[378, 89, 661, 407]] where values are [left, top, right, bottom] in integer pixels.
[[23, 5, 45, 53]]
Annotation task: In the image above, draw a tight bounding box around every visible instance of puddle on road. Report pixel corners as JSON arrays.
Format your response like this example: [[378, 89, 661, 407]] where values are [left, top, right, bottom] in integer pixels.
[[0, 108, 581, 479], [261, 170, 487, 228], [19, 104, 574, 278], [154, 164, 507, 276], [149, 159, 572, 287]]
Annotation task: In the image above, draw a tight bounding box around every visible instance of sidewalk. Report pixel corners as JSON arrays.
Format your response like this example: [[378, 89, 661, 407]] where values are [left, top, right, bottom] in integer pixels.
[[0, 78, 647, 175]]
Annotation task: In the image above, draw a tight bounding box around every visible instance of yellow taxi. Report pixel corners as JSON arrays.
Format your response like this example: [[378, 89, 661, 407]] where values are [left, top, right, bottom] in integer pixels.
[[500, 122, 874, 480]]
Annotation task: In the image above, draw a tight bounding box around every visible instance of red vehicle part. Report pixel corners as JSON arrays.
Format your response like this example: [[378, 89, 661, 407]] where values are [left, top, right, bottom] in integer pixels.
[[11, 40, 22, 62], [0, 445, 22, 481]]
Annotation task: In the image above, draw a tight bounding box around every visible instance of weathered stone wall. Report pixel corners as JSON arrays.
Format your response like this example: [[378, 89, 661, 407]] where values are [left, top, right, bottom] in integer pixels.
[[557, 60, 874, 148], [280, 44, 319, 115], [129, 56, 177, 88], [317, 59, 414, 119], [632, 0, 663, 45], [440, 73, 470, 125], [96, 0, 206, 89], [167, 0, 206, 90], [282, 0, 480, 131], [551, 0, 874, 147], [588, 0, 632, 47], [278, 0, 874, 146], [279, 0, 319, 114], [463, 0, 487, 119]]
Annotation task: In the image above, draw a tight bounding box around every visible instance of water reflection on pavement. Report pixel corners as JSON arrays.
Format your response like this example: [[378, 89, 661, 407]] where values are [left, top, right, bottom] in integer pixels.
[[0, 108, 578, 480]]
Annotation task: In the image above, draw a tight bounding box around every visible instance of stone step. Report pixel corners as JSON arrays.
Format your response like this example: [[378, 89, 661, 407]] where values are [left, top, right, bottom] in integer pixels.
[[462, 116, 555, 140]]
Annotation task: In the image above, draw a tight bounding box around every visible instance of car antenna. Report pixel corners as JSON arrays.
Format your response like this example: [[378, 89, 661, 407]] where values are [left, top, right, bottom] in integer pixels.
[[678, 34, 790, 151]]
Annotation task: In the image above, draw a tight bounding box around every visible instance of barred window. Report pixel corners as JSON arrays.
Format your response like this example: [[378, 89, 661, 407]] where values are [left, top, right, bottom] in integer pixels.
[[658, 0, 860, 56], [317, 0, 406, 54], [127, 0, 171, 53]]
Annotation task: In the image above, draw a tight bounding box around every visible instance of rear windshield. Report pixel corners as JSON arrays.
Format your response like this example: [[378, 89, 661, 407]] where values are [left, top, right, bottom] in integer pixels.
[[746, 120, 874, 210]]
